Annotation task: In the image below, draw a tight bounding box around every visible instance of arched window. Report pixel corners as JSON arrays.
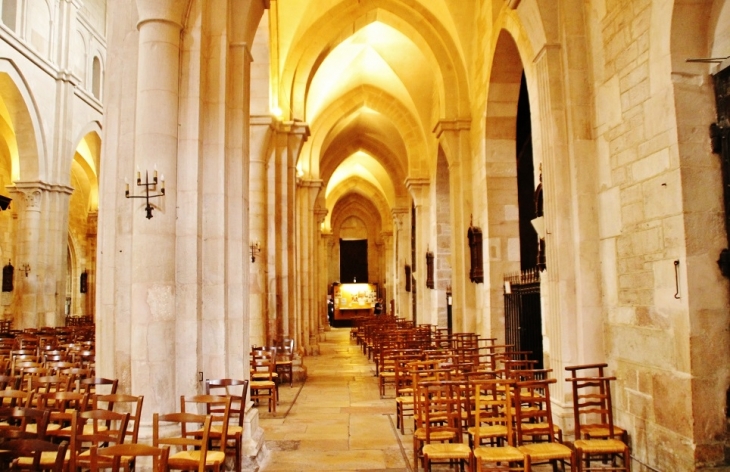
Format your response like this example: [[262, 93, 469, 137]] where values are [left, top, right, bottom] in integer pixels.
[[92, 56, 102, 99]]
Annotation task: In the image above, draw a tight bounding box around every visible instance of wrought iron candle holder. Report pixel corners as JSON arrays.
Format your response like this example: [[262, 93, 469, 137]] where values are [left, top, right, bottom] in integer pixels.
[[126, 168, 165, 219], [250, 241, 261, 263]]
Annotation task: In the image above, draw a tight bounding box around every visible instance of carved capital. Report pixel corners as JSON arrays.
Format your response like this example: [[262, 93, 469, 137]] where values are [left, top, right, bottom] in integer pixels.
[[392, 207, 410, 230]]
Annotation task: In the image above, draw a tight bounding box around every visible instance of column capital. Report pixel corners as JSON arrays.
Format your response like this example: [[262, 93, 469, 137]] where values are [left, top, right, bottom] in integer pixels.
[[405, 178, 430, 207], [392, 207, 410, 230], [135, 0, 187, 30], [314, 208, 328, 226], [432, 118, 470, 138]]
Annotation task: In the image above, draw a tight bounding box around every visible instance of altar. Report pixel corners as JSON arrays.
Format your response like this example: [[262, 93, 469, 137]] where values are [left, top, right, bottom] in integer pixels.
[[333, 283, 377, 320]]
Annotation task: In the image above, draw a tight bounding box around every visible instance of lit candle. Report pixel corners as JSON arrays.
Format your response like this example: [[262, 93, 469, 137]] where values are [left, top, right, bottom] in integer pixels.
[[160, 174, 165, 191]]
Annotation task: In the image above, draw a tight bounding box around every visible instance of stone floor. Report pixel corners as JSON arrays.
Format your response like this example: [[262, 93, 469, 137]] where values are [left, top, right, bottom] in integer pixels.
[[256, 328, 572, 472]]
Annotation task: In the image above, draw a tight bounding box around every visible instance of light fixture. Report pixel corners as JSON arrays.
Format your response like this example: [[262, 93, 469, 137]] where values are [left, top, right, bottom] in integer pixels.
[[19, 264, 30, 277], [125, 166, 165, 219], [0, 195, 11, 211], [250, 241, 261, 263]]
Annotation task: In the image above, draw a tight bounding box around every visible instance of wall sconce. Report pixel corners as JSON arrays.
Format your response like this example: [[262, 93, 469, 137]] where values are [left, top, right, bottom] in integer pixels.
[[250, 241, 261, 263], [19, 264, 30, 277], [125, 167, 165, 219], [425, 250, 434, 289]]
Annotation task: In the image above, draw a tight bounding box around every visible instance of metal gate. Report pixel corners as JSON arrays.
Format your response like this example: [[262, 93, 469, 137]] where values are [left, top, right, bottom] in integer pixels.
[[503, 269, 544, 368]]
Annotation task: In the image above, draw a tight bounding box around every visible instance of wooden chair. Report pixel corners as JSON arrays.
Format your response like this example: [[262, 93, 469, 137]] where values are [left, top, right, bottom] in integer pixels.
[[205, 379, 248, 472], [153, 411, 215, 472], [73, 409, 131, 471], [180, 395, 231, 472], [471, 379, 530, 472], [393, 354, 421, 434], [566, 376, 630, 472], [38, 391, 89, 441], [95, 394, 144, 472], [275, 338, 295, 387], [416, 380, 472, 472], [0, 438, 68, 471], [251, 348, 279, 401], [0, 407, 50, 441], [513, 378, 575, 472], [0, 389, 32, 408], [86, 443, 170, 472], [250, 355, 277, 413], [564, 365, 628, 444]]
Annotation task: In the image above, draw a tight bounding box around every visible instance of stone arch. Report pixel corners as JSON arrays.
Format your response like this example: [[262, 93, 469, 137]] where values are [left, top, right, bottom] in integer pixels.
[[331, 193, 386, 285], [669, 0, 730, 467], [0, 59, 46, 181], [281, 0, 470, 122], [481, 29, 524, 343], [326, 176, 393, 234], [301, 84, 428, 180]]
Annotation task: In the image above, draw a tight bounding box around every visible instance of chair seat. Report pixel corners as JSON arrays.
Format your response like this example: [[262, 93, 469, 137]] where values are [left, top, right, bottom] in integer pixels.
[[518, 442, 572, 461], [574, 438, 628, 454], [583, 424, 626, 438], [467, 424, 508, 438], [413, 428, 456, 441], [16, 449, 70, 466], [252, 372, 278, 380], [169, 449, 226, 465], [474, 445, 525, 462], [422, 442, 471, 459], [211, 424, 243, 435], [25, 423, 61, 433], [60, 423, 108, 434], [395, 395, 414, 404], [250, 380, 276, 388]]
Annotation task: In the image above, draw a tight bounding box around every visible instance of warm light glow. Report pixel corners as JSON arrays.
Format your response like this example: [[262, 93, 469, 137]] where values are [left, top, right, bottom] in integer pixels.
[[271, 106, 283, 118]]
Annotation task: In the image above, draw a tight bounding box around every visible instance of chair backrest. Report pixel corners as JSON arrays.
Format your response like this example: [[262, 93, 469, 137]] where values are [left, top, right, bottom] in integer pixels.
[[96, 393, 144, 443], [28, 375, 73, 395], [0, 389, 32, 408], [513, 377, 559, 445], [0, 374, 20, 390], [0, 406, 50, 440], [415, 381, 464, 443], [205, 379, 248, 428], [471, 378, 515, 446], [0, 438, 68, 471], [180, 394, 231, 449], [86, 443, 170, 472], [153, 412, 212, 472], [73, 409, 130, 471], [79, 377, 119, 397], [565, 375, 618, 439]]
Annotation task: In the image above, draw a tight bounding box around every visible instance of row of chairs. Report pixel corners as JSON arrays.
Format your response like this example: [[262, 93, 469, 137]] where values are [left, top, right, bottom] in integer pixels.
[[356, 318, 630, 472], [0, 377, 249, 472]]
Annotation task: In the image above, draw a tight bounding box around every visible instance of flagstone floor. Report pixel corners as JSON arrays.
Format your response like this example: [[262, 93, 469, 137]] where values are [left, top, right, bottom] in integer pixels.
[[256, 328, 563, 472]]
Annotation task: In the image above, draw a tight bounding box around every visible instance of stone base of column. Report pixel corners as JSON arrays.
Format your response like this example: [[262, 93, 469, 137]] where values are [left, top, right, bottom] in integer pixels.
[[293, 356, 308, 382], [241, 405, 267, 472]]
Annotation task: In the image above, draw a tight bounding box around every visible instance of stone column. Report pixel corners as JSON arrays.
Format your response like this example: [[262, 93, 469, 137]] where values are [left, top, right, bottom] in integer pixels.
[[434, 120, 474, 334], [381, 231, 393, 313], [407, 178, 431, 325], [8, 185, 42, 329], [130, 0, 184, 415], [249, 116, 273, 347], [314, 208, 328, 336], [84, 211, 98, 317], [9, 183, 73, 328], [298, 180, 322, 354], [392, 207, 410, 320], [270, 121, 308, 348]]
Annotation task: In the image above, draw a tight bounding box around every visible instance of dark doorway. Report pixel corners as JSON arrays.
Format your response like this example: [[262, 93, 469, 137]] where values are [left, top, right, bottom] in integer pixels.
[[516, 73, 539, 271], [340, 239, 368, 283]]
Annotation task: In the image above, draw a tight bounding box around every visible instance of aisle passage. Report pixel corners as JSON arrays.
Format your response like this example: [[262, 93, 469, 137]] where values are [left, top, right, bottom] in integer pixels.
[[259, 328, 412, 471]]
